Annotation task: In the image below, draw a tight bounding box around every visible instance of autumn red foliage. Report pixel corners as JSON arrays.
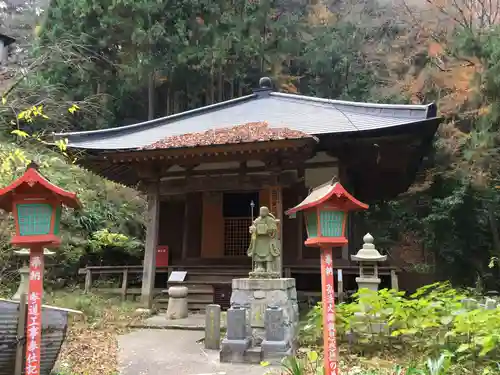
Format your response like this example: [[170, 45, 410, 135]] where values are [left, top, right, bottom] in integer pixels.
[[143, 121, 312, 150]]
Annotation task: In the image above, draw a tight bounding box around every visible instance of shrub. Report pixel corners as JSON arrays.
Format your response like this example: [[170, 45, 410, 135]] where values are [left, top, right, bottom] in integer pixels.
[[300, 282, 500, 372]]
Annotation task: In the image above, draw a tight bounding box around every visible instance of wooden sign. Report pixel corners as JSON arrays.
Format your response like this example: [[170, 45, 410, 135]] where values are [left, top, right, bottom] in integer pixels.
[[321, 248, 338, 375], [25, 248, 44, 375]]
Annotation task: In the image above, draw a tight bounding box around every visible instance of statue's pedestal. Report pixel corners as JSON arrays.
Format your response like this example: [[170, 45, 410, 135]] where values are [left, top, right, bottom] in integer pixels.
[[220, 278, 298, 364]]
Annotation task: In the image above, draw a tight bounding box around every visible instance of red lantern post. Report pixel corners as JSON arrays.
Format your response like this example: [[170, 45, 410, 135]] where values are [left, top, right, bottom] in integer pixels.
[[0, 162, 81, 375], [286, 179, 368, 375]]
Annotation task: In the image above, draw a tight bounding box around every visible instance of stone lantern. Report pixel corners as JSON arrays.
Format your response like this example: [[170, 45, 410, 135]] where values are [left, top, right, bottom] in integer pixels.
[[12, 248, 55, 300], [351, 233, 386, 292]]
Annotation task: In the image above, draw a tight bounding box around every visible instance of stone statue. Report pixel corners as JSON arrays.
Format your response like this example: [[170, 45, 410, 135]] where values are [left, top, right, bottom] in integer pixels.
[[247, 206, 281, 278]]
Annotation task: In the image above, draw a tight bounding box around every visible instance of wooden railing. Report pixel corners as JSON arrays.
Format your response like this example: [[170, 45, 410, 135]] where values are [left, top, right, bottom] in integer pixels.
[[78, 263, 400, 304]]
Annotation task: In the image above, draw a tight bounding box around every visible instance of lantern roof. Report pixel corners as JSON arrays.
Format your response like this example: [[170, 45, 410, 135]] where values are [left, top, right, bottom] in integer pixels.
[[351, 233, 387, 262], [285, 178, 368, 215], [0, 162, 81, 212]]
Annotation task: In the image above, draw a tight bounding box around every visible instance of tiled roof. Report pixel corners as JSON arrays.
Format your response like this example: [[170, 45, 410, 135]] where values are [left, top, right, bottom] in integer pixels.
[[53, 78, 439, 151], [143, 122, 313, 150]]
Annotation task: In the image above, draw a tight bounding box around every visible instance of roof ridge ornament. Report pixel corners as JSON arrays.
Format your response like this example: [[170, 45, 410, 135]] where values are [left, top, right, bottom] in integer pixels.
[[253, 77, 274, 96], [26, 161, 40, 171], [259, 77, 272, 89]]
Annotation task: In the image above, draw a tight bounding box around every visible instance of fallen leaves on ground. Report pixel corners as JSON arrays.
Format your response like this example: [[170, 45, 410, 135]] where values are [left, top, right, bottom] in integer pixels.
[[50, 292, 142, 375], [57, 323, 118, 375]]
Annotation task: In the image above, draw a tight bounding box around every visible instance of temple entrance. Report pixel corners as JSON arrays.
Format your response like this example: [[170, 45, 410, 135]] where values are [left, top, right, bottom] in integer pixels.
[[222, 191, 259, 257]]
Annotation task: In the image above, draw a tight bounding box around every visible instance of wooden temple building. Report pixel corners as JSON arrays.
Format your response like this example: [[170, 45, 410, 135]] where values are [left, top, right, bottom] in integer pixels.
[[55, 77, 442, 309]]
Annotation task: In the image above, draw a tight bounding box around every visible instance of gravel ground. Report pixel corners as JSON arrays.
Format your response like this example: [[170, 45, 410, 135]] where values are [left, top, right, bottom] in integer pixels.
[[118, 329, 277, 375]]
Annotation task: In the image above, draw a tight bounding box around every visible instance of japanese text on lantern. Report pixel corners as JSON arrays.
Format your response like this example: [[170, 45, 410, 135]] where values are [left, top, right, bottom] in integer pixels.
[[324, 252, 337, 373], [26, 255, 43, 375]]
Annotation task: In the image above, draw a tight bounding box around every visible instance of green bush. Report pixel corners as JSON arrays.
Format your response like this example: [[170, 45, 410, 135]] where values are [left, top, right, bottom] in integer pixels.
[[300, 282, 500, 372], [0, 140, 146, 287]]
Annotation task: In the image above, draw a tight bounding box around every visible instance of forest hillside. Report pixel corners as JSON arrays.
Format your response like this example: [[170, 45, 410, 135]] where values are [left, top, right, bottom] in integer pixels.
[[1, 0, 500, 289]]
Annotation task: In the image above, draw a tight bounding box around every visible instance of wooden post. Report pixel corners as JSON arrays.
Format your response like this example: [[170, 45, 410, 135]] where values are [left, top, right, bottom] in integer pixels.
[[296, 193, 304, 262], [321, 247, 338, 375], [84, 268, 92, 294], [121, 268, 129, 300], [337, 269, 344, 303], [25, 246, 44, 375], [341, 244, 348, 260], [14, 292, 27, 375], [270, 186, 283, 277], [182, 195, 190, 259], [140, 183, 160, 309], [390, 269, 399, 291]]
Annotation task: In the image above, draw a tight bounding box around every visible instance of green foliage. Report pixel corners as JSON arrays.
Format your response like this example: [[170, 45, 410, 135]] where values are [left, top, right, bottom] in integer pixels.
[[364, 175, 500, 288], [281, 351, 322, 375], [88, 229, 142, 255], [34, 0, 391, 132], [0, 138, 146, 285], [300, 283, 500, 373], [46, 291, 137, 326]]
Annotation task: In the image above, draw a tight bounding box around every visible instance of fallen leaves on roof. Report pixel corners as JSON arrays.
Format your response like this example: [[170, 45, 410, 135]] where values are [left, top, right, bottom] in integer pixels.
[[143, 121, 313, 150]]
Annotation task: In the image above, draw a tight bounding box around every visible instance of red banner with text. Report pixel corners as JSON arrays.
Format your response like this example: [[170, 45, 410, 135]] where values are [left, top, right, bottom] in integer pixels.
[[25, 248, 44, 375], [321, 247, 338, 375]]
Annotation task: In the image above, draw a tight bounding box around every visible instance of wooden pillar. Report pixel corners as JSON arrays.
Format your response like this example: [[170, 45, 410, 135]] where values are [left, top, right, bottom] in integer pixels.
[[84, 269, 92, 293], [391, 269, 399, 291], [121, 268, 129, 300], [296, 193, 304, 261], [140, 183, 160, 309], [341, 245, 348, 260], [182, 196, 190, 259], [270, 186, 283, 277]]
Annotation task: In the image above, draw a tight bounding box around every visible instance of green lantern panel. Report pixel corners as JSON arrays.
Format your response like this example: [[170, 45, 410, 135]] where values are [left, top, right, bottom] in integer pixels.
[[306, 211, 318, 238], [320, 211, 344, 237], [54, 205, 62, 235], [17, 203, 53, 236]]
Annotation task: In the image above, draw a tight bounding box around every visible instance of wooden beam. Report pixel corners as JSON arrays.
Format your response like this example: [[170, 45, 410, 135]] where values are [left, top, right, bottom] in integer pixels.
[[140, 182, 160, 309], [159, 161, 338, 179], [159, 171, 298, 195], [100, 139, 314, 163]]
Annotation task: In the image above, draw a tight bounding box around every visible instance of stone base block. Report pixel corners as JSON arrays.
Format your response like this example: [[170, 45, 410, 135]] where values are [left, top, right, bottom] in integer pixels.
[[220, 338, 253, 363], [261, 340, 292, 365], [220, 346, 263, 364], [249, 271, 280, 279], [261, 339, 289, 353], [221, 337, 251, 352], [230, 278, 299, 350]]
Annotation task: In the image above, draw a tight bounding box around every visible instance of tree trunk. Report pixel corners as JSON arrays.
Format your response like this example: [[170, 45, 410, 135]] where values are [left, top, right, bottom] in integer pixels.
[[148, 72, 155, 120], [166, 85, 171, 116], [218, 70, 223, 102], [210, 74, 215, 105], [487, 203, 500, 279]]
